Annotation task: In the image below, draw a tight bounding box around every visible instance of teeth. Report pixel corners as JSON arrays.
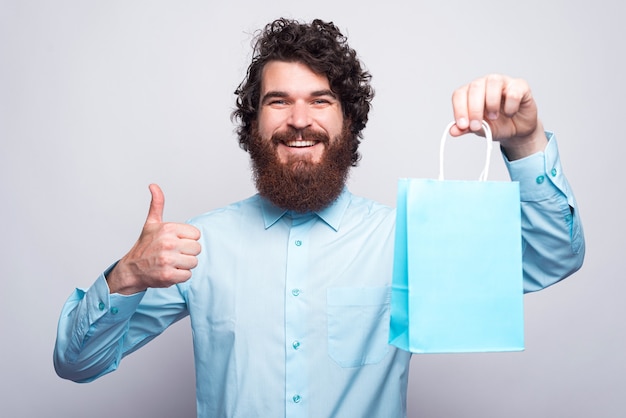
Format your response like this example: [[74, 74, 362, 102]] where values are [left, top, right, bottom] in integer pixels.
[[286, 140, 316, 148]]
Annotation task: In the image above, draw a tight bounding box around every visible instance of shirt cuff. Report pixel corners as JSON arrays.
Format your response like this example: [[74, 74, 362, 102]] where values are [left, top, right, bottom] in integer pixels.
[[503, 132, 573, 205], [84, 263, 146, 324]]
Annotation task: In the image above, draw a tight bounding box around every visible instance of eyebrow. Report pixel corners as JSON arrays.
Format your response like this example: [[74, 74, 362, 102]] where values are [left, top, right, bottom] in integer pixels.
[[261, 89, 337, 104]]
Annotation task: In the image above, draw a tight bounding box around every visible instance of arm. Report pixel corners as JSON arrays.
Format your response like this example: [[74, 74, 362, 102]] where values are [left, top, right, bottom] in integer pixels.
[[53, 271, 189, 382], [54, 184, 200, 382], [451, 74, 585, 290], [504, 133, 585, 292]]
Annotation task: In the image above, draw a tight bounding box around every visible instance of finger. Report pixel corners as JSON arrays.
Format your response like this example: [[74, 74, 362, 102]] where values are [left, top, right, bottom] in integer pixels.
[[451, 85, 470, 132], [501, 78, 528, 117], [174, 254, 199, 271], [156, 266, 194, 287], [176, 224, 201, 241], [178, 239, 202, 256], [466, 78, 487, 132], [484, 74, 507, 120], [146, 184, 165, 225]]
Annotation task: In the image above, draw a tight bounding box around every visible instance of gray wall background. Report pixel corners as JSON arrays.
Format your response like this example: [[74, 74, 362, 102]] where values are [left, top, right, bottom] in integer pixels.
[[1, 0, 623, 417]]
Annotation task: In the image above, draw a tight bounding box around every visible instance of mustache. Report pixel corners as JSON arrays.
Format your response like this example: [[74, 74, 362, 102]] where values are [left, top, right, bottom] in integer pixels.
[[271, 127, 330, 145]]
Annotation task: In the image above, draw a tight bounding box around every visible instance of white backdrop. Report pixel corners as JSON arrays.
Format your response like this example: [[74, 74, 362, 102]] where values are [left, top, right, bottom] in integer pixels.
[[1, 0, 623, 417]]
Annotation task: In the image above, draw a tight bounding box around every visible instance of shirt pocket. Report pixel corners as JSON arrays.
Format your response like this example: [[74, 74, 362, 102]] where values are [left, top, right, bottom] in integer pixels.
[[326, 286, 391, 368]]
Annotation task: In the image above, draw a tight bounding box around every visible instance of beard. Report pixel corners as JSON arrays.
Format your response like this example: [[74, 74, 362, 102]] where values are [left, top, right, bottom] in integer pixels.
[[248, 124, 354, 213]]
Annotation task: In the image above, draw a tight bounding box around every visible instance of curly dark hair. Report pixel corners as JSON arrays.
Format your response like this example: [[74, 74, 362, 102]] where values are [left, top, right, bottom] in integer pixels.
[[232, 18, 374, 166]]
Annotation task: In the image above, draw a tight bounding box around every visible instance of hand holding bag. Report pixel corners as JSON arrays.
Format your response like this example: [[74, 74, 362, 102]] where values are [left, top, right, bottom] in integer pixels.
[[389, 121, 524, 354]]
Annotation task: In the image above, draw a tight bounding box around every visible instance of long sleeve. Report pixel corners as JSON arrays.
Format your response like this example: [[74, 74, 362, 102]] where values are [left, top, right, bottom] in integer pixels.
[[53, 266, 189, 383], [504, 133, 585, 293]]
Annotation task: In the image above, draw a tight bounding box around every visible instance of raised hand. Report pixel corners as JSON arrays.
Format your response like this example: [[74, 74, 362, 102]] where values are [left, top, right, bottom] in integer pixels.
[[450, 74, 548, 160], [106, 184, 201, 295]]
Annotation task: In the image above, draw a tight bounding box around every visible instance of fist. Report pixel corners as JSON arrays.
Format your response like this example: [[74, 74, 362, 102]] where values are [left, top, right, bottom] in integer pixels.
[[450, 74, 547, 160], [107, 184, 201, 295]]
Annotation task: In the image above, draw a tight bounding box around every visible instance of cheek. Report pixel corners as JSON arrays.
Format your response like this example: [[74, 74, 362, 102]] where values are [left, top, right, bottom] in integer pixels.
[[256, 111, 284, 139], [324, 114, 345, 140], [326, 127, 343, 145]]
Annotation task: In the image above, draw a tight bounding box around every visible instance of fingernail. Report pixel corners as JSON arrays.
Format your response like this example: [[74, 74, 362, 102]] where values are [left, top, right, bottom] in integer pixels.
[[487, 111, 498, 120], [470, 120, 482, 131], [457, 118, 468, 128]]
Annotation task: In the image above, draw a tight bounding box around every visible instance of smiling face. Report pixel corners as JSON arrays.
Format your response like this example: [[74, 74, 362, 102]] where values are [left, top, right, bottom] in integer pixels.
[[257, 61, 345, 165], [248, 60, 354, 213]]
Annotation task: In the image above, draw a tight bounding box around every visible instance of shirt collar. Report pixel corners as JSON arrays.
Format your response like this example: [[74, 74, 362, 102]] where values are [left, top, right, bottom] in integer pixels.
[[260, 188, 350, 232]]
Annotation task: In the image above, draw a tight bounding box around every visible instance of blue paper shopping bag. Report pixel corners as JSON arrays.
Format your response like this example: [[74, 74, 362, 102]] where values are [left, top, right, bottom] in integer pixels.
[[389, 121, 524, 353]]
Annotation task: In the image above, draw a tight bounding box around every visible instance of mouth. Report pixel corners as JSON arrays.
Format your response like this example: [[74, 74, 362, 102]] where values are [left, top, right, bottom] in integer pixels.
[[272, 127, 329, 150], [284, 140, 318, 148], [275, 138, 325, 164]]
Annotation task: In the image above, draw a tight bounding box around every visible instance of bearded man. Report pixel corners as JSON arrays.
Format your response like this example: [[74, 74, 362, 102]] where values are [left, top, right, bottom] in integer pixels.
[[54, 18, 585, 418]]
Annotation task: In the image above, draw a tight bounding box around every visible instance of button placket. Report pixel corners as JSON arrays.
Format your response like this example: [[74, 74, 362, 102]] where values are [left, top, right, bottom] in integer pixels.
[[284, 215, 312, 416]]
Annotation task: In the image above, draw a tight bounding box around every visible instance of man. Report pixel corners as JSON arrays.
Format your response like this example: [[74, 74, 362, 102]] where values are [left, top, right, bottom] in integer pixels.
[[54, 18, 585, 417]]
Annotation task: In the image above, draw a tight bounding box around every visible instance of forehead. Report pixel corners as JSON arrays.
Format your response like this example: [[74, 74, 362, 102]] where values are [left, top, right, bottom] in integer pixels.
[[260, 61, 331, 93]]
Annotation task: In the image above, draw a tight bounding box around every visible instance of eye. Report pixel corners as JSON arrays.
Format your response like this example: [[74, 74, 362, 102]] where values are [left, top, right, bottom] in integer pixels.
[[312, 98, 333, 106]]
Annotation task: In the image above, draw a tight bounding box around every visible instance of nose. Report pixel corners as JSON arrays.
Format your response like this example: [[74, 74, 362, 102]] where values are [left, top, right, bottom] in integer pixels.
[[287, 101, 311, 130]]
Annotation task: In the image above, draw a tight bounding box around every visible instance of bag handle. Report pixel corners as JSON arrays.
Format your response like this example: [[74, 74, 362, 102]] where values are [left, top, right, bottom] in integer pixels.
[[439, 121, 493, 181]]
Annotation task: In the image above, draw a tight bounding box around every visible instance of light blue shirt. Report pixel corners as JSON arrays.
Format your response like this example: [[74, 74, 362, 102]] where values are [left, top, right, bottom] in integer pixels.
[[54, 134, 584, 418]]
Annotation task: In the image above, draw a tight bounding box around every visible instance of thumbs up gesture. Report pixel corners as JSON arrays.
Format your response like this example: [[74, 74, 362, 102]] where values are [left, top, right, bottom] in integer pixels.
[[106, 184, 202, 295]]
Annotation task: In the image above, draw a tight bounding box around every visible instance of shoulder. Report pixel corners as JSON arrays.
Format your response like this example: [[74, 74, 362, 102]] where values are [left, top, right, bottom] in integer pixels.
[[187, 194, 262, 228], [344, 191, 396, 227], [347, 192, 394, 216]]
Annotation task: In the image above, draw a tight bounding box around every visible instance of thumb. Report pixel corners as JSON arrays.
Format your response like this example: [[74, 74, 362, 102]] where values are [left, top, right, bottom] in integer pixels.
[[145, 183, 165, 224]]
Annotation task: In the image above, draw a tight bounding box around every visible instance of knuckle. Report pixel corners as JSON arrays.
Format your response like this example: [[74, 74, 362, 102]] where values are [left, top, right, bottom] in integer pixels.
[[505, 78, 527, 97], [160, 240, 176, 251], [159, 269, 175, 283], [161, 223, 176, 235], [486, 73, 503, 84], [156, 253, 172, 267], [469, 79, 484, 90], [506, 86, 524, 101]]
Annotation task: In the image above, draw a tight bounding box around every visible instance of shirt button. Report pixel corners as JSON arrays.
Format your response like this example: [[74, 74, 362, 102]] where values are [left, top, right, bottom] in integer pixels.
[[98, 302, 105, 311], [291, 289, 301, 297], [536, 175, 545, 184], [110, 307, 119, 315], [293, 394, 302, 403], [295, 240, 302, 247], [292, 340, 301, 350], [551, 168, 558, 177]]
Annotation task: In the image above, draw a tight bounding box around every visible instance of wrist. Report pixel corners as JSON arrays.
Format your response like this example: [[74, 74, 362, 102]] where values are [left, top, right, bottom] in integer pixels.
[[105, 260, 147, 295], [500, 121, 548, 161]]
